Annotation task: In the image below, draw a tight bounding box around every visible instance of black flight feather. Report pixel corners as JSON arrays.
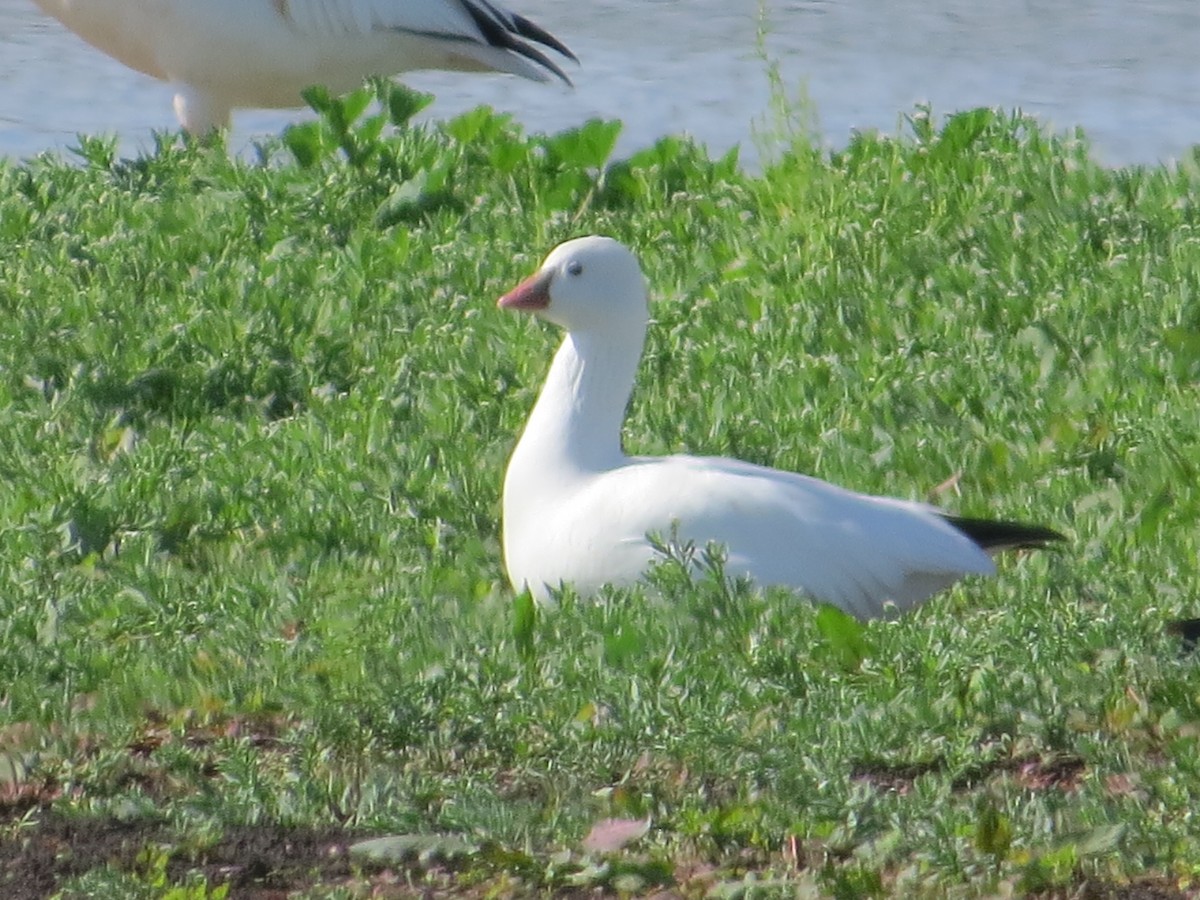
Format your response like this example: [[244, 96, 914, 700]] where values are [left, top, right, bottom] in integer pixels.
[[391, 1, 576, 86], [459, 0, 575, 84], [942, 515, 1066, 552], [510, 13, 578, 63]]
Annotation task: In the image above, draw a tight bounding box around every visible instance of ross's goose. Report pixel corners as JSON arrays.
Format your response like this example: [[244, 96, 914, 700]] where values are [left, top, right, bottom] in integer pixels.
[[32, 0, 576, 133], [499, 236, 1063, 619]]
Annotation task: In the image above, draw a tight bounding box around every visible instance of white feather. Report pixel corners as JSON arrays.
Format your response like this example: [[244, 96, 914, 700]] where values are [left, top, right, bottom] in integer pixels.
[[280, 0, 492, 39]]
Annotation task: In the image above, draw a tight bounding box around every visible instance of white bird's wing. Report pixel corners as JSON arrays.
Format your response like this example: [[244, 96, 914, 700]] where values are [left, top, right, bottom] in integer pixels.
[[580, 455, 996, 619], [278, 0, 477, 38], [276, 0, 574, 82]]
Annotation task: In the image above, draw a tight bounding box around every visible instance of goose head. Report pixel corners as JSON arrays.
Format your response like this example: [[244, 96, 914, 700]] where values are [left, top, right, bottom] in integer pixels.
[[498, 236, 648, 334]]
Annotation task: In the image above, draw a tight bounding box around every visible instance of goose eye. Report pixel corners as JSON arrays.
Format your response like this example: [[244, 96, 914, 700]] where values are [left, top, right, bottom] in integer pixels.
[[566, 260, 583, 277]]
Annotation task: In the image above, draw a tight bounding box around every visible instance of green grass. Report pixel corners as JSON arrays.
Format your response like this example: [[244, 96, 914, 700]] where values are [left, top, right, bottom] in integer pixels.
[[1, 82, 1199, 897]]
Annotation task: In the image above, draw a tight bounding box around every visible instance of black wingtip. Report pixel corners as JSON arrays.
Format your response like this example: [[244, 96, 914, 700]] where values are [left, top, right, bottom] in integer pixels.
[[944, 515, 1067, 552], [511, 13, 579, 65], [460, 1, 577, 86], [508, 37, 574, 87]]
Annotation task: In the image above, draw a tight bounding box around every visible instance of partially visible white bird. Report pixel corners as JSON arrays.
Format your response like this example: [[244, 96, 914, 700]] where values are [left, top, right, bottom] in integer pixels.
[[32, 0, 576, 133], [499, 236, 1063, 619]]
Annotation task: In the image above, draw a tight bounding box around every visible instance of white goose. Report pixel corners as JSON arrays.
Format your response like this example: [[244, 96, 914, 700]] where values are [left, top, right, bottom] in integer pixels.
[[499, 236, 1063, 619], [32, 0, 576, 133]]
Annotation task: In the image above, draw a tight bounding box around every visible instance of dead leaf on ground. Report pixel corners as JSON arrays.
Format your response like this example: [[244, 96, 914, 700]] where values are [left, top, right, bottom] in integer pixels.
[[581, 817, 651, 853]]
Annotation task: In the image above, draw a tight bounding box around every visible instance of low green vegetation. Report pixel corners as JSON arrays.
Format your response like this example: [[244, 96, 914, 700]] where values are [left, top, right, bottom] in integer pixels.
[[1, 81, 1198, 897]]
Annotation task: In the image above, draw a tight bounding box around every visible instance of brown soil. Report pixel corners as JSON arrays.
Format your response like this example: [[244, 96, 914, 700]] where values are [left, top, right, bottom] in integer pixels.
[[2, 813, 1194, 899], [1049, 876, 1197, 899], [0, 812, 357, 900], [849, 752, 1087, 794]]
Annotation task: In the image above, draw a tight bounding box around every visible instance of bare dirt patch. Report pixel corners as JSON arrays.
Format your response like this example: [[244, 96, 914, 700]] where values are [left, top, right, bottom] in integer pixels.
[[0, 812, 357, 900], [1042, 875, 1195, 900], [849, 753, 1087, 794]]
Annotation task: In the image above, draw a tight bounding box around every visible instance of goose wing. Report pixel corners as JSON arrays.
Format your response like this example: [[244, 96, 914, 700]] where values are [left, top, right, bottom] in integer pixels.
[[277, 0, 575, 82], [582, 455, 1001, 618]]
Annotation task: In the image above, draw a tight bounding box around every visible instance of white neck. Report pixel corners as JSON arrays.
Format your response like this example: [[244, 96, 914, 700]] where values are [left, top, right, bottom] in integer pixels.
[[511, 324, 646, 476]]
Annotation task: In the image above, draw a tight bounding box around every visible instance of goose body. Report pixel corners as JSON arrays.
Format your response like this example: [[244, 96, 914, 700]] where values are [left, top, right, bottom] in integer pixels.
[[499, 236, 1062, 619], [32, 0, 576, 132]]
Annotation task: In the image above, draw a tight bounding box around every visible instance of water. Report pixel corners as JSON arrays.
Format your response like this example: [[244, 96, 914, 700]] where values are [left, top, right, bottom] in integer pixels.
[[1, 0, 1198, 165]]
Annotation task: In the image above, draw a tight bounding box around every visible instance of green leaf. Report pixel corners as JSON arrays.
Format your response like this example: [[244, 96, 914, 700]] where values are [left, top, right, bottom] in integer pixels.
[[603, 626, 646, 669], [974, 801, 1013, 859], [513, 589, 537, 663], [445, 105, 510, 144], [339, 85, 374, 126], [300, 83, 334, 115], [1163, 326, 1200, 380], [932, 107, 995, 161], [380, 81, 434, 125], [543, 119, 623, 170], [489, 139, 529, 174], [282, 121, 327, 168], [1134, 484, 1173, 542], [814, 604, 869, 670]]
